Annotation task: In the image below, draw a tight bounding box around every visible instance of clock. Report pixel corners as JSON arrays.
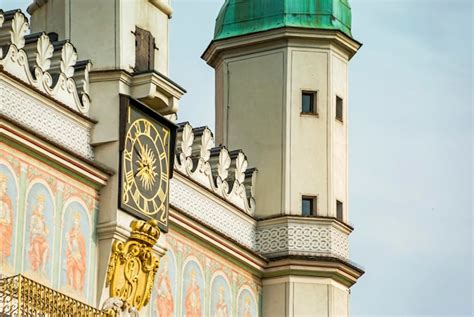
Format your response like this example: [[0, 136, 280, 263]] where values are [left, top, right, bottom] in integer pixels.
[[119, 95, 177, 231]]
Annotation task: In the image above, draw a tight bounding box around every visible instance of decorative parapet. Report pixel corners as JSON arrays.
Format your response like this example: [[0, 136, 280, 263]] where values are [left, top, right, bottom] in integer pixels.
[[0, 274, 108, 316], [0, 9, 91, 115], [256, 216, 350, 260], [174, 122, 256, 216]]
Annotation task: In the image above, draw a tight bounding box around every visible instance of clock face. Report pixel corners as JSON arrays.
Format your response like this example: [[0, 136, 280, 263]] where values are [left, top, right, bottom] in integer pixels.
[[119, 97, 176, 230]]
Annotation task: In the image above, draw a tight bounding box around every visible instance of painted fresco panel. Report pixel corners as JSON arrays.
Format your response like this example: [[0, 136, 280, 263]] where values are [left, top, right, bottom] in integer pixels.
[[0, 163, 18, 273], [0, 145, 99, 305], [60, 201, 91, 300], [144, 230, 261, 317], [23, 182, 55, 283], [210, 274, 232, 317], [238, 289, 257, 317], [182, 260, 205, 317], [151, 249, 177, 317]]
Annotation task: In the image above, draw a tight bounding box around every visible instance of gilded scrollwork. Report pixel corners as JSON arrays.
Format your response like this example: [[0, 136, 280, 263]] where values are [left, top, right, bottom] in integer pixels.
[[105, 219, 161, 313]]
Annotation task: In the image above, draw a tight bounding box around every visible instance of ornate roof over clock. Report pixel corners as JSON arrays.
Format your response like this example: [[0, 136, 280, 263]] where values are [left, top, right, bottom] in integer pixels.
[[119, 95, 177, 231]]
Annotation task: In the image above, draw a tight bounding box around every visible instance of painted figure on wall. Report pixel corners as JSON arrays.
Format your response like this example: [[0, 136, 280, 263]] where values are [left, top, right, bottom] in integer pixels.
[[61, 201, 91, 299], [0, 173, 13, 268], [155, 258, 174, 317], [211, 274, 231, 317], [238, 289, 257, 317], [184, 268, 202, 317], [28, 194, 50, 275], [215, 287, 229, 317], [65, 212, 86, 292]]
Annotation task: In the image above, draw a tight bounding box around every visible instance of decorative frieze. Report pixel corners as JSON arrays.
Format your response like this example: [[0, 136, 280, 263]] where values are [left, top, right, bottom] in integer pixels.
[[0, 10, 91, 115], [0, 80, 94, 159], [256, 217, 350, 259], [169, 176, 257, 250], [174, 122, 256, 216]]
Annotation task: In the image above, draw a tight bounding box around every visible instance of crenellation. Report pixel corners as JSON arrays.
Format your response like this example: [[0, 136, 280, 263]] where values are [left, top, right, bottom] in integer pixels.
[[0, 10, 91, 116], [174, 121, 256, 216]]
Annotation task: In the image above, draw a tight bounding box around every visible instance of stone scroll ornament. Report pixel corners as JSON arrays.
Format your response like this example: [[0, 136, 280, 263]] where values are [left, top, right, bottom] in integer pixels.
[[0, 10, 92, 115], [103, 219, 161, 316]]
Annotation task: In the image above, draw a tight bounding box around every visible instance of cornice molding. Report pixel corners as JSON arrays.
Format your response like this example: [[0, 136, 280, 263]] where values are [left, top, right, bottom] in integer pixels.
[[0, 117, 109, 187], [203, 27, 362, 68]]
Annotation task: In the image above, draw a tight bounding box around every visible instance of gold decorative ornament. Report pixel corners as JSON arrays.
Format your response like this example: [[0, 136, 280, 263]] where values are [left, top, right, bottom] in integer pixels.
[[105, 219, 161, 312], [0, 274, 107, 316]]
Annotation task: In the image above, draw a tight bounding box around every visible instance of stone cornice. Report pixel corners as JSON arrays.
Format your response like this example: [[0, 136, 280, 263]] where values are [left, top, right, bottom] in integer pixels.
[[202, 26, 362, 67], [169, 208, 267, 274], [0, 116, 110, 187], [263, 256, 364, 287]]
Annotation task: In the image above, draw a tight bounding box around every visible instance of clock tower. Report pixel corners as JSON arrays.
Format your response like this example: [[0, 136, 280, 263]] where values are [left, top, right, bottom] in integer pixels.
[[27, 0, 184, 306], [203, 0, 363, 315]]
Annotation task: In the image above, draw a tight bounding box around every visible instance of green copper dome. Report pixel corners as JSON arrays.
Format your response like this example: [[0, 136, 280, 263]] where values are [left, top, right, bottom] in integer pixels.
[[214, 0, 353, 40]]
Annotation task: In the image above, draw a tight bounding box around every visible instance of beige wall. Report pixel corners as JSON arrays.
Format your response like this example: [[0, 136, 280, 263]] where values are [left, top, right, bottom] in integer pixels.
[[262, 277, 349, 317], [220, 51, 286, 217], [30, 0, 170, 74], [215, 40, 351, 220]]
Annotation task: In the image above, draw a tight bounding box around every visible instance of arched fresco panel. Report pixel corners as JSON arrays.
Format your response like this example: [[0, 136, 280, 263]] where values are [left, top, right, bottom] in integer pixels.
[[182, 259, 205, 317], [0, 163, 18, 273], [59, 200, 91, 301], [23, 182, 55, 284], [150, 249, 177, 317], [237, 288, 258, 317], [210, 273, 232, 317]]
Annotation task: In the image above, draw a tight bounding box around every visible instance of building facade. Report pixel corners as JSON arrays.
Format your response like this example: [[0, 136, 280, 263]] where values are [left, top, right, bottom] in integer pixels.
[[0, 0, 363, 316]]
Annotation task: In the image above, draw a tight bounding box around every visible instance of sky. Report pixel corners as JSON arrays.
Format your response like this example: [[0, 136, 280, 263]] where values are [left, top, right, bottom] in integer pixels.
[[1, 0, 473, 316]]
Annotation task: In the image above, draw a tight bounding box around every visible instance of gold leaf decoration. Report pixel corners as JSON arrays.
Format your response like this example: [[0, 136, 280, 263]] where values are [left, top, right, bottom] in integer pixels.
[[105, 219, 161, 312]]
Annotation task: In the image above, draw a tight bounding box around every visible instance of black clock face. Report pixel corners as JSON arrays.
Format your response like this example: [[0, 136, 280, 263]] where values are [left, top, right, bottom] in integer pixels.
[[119, 98, 175, 229]]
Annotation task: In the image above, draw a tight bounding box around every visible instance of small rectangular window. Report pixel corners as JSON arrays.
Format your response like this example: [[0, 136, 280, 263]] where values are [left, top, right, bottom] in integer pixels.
[[302, 91, 317, 114], [336, 200, 343, 221], [302, 196, 317, 216], [336, 96, 343, 122]]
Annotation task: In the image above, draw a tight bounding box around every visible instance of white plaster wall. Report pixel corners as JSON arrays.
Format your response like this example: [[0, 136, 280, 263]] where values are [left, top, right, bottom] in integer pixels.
[[262, 277, 350, 317], [288, 49, 329, 216], [30, 0, 170, 74], [223, 51, 286, 217], [330, 53, 349, 221]]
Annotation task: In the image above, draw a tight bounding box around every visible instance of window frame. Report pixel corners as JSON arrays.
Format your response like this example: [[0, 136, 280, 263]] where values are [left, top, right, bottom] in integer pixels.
[[336, 200, 344, 221], [302, 195, 318, 216], [301, 90, 318, 116], [336, 95, 344, 122]]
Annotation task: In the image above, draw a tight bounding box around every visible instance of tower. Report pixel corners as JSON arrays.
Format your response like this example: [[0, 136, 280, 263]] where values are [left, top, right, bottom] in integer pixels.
[[203, 0, 363, 316], [27, 0, 185, 306]]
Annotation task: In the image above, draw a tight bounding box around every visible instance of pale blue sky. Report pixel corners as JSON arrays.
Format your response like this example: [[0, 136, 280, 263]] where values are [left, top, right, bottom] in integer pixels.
[[1, 0, 473, 316]]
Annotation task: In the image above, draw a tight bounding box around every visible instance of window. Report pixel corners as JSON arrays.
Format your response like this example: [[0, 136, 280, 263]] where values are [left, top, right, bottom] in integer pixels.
[[336, 200, 343, 221], [302, 196, 317, 216], [336, 96, 343, 122], [135, 26, 155, 72], [302, 91, 317, 114]]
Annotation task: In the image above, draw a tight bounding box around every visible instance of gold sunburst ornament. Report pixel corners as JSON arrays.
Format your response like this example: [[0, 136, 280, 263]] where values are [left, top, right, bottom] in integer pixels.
[[136, 143, 157, 191]]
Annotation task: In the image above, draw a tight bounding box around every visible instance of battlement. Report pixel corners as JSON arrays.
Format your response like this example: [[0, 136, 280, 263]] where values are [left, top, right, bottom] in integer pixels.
[[174, 122, 257, 216], [0, 9, 91, 116]]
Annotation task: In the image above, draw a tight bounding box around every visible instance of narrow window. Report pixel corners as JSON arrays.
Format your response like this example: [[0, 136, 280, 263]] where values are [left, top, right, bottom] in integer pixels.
[[302, 91, 317, 114], [336, 200, 343, 221], [336, 96, 343, 122], [302, 196, 317, 216], [135, 26, 155, 72]]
